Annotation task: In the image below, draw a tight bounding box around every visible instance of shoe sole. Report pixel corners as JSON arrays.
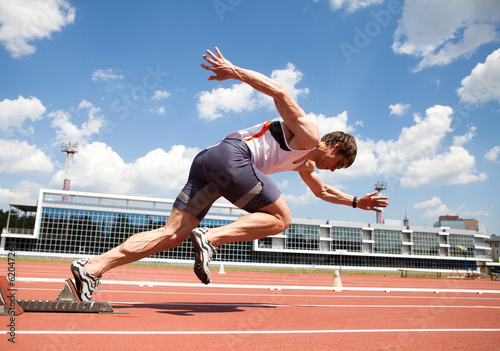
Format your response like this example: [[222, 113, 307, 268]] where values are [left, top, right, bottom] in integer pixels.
[[70, 262, 84, 299], [190, 230, 212, 284], [70, 261, 93, 302]]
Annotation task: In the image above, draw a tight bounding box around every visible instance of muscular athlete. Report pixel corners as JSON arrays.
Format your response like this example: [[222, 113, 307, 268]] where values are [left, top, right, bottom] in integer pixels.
[[71, 47, 388, 301]]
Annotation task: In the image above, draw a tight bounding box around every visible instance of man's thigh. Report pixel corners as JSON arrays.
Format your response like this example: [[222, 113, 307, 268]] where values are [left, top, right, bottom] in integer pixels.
[[174, 139, 281, 219]]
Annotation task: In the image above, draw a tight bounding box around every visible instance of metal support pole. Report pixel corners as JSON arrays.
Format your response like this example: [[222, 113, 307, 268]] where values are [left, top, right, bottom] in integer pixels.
[[464, 250, 468, 278], [340, 254, 343, 274]]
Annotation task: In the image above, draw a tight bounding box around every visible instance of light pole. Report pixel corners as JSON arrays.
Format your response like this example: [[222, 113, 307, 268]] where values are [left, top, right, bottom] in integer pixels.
[[336, 250, 347, 274]]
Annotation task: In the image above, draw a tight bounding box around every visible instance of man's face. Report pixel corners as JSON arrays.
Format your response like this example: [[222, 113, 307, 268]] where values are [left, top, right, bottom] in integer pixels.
[[316, 143, 347, 172]]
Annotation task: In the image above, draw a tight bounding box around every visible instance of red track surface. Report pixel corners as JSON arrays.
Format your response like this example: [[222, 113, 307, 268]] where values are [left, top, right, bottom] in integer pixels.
[[2, 262, 500, 350]]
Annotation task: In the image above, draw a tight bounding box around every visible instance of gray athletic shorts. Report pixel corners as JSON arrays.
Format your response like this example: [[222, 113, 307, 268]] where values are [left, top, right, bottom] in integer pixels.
[[173, 138, 281, 221]]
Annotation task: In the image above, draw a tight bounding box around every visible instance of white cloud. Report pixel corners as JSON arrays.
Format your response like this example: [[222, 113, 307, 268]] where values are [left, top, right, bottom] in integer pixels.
[[307, 110, 356, 137], [276, 179, 289, 189], [414, 198, 489, 219], [0, 95, 46, 133], [401, 145, 487, 187], [485, 145, 500, 162], [329, 0, 383, 13], [51, 142, 130, 194], [460, 209, 490, 218], [392, 0, 500, 72], [0, 139, 53, 174], [421, 204, 453, 219], [49, 100, 107, 145], [50, 142, 200, 197], [389, 103, 410, 116], [196, 63, 308, 121], [271, 63, 309, 101], [130, 146, 198, 195], [151, 90, 171, 100], [0, 181, 43, 206], [413, 196, 442, 209], [452, 125, 476, 147], [377, 105, 454, 176], [457, 48, 500, 104], [320, 105, 487, 188], [149, 106, 166, 115], [283, 188, 317, 205], [91, 68, 124, 82], [197, 83, 256, 121], [0, 0, 75, 57]]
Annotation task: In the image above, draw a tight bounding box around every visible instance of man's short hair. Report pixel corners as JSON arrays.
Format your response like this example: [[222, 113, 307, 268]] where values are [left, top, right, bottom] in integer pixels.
[[321, 131, 357, 167]]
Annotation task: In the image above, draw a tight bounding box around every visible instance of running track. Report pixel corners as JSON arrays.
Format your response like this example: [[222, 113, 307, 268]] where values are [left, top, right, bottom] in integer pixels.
[[2, 262, 500, 350]]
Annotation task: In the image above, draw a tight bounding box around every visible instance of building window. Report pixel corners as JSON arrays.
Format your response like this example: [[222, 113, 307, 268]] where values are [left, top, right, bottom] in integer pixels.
[[285, 224, 320, 251], [373, 230, 402, 254], [448, 234, 475, 258], [330, 227, 362, 252], [258, 237, 273, 249], [412, 232, 439, 256]]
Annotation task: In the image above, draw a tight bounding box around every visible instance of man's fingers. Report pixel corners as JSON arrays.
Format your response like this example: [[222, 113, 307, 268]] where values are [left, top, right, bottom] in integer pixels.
[[202, 54, 215, 65], [206, 49, 218, 60], [215, 47, 223, 58], [201, 63, 213, 69]]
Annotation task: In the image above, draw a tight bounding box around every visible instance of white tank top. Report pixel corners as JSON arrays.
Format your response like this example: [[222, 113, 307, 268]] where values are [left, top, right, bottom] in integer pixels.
[[225, 120, 317, 175]]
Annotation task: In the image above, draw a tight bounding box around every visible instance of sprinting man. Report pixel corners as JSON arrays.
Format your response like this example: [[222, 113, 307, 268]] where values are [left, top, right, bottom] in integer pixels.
[[71, 47, 389, 301]]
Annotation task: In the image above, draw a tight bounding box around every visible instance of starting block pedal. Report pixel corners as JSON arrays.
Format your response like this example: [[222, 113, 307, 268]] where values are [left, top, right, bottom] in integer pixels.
[[0, 275, 23, 316], [1, 275, 127, 315]]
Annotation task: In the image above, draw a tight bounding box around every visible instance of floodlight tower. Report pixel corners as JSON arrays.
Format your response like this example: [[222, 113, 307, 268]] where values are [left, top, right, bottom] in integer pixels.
[[374, 180, 387, 224], [61, 142, 78, 201]]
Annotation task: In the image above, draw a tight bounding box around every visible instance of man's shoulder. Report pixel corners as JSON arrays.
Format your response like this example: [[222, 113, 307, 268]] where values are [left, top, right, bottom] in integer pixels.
[[283, 118, 320, 150]]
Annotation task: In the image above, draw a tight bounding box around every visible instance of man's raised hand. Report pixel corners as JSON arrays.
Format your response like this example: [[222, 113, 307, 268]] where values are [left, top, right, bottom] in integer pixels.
[[201, 47, 238, 81]]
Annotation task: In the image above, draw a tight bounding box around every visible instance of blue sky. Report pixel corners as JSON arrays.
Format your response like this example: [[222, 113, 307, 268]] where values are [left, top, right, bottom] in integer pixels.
[[1, 0, 499, 234]]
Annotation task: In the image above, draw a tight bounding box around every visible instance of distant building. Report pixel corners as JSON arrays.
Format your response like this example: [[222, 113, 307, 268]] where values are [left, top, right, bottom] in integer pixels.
[[484, 234, 500, 275], [434, 215, 478, 231], [485, 235, 500, 261], [0, 189, 492, 273]]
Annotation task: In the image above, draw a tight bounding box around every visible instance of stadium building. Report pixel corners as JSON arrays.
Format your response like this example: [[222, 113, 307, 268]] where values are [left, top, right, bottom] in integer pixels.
[[0, 189, 492, 273]]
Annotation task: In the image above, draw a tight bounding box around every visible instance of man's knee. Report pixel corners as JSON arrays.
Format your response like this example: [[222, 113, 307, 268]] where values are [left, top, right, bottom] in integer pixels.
[[160, 227, 185, 246], [273, 207, 292, 233], [282, 209, 292, 230], [162, 208, 199, 244], [263, 196, 292, 233]]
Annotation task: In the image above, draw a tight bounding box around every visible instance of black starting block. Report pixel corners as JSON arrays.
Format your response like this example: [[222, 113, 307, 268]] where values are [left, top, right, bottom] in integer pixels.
[[0, 275, 127, 315]]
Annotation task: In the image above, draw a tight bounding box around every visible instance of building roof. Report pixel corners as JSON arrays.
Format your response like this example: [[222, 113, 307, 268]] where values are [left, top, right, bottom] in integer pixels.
[[10, 199, 37, 213]]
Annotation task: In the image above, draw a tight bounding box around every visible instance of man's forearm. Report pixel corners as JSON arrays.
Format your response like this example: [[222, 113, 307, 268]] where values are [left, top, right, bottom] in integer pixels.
[[320, 185, 356, 207], [203, 47, 311, 142], [231, 66, 286, 100]]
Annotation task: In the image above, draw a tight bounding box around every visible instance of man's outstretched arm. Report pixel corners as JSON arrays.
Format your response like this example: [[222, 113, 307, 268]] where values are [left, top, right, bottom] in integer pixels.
[[201, 47, 319, 149], [297, 163, 389, 211]]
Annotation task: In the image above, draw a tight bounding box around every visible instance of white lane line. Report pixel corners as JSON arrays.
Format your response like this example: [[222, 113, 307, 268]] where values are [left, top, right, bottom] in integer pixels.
[[16, 277, 500, 294], [6, 329, 500, 335], [16, 287, 500, 300], [108, 301, 500, 309]]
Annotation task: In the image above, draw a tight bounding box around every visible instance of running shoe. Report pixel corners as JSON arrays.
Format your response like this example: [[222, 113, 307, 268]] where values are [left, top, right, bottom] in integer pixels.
[[190, 227, 217, 285], [70, 258, 101, 302]]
